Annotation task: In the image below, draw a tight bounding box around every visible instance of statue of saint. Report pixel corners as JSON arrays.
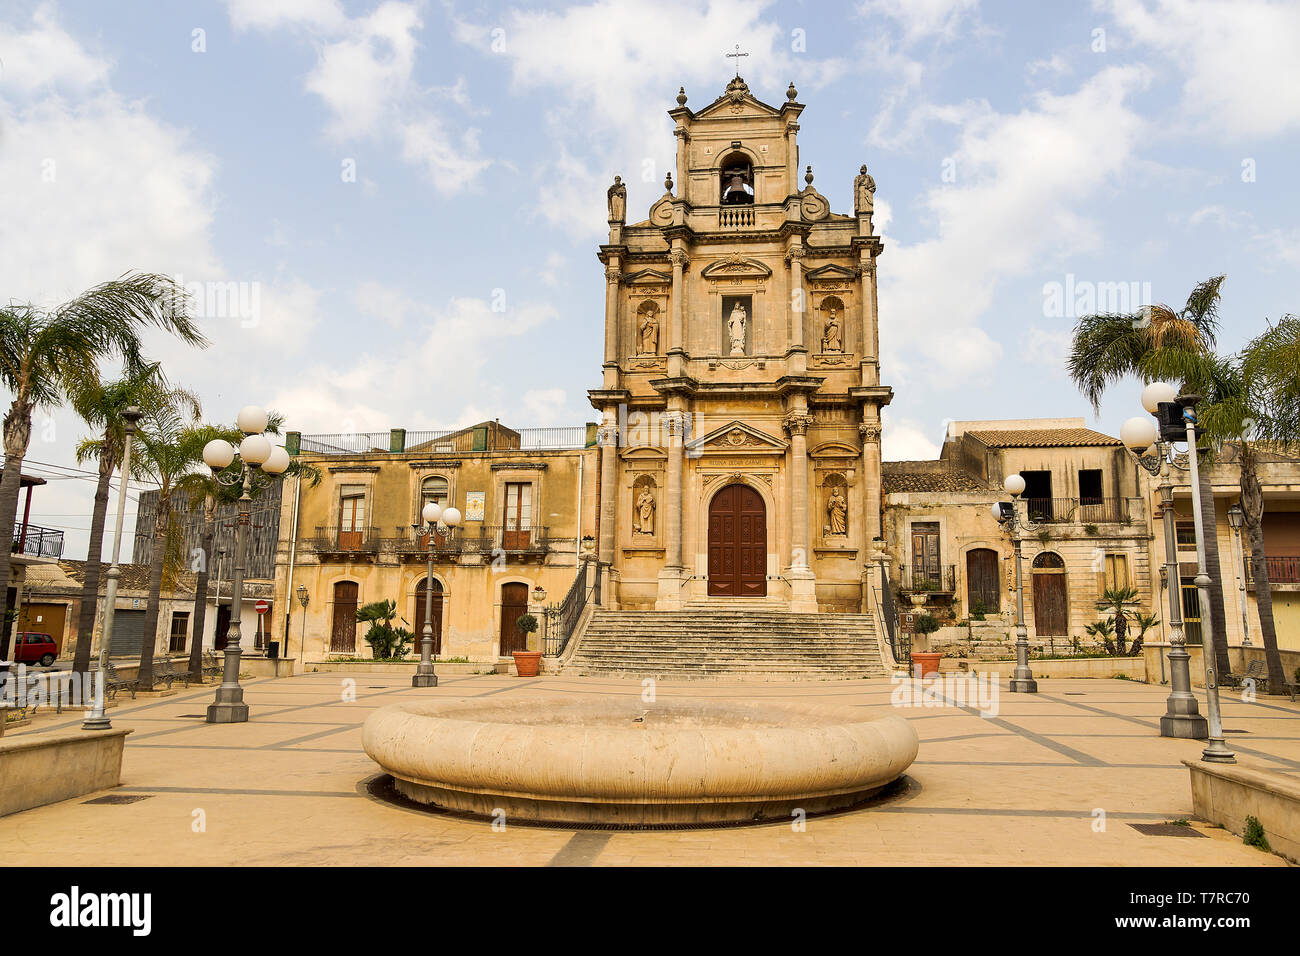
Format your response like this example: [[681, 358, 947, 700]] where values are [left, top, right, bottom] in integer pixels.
[[607, 175, 626, 223], [821, 308, 842, 353], [854, 164, 876, 217], [727, 302, 747, 355], [638, 305, 659, 354], [636, 488, 656, 534], [827, 486, 847, 536]]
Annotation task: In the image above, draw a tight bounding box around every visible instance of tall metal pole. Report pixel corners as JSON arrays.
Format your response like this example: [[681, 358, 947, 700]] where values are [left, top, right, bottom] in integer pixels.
[[1009, 499, 1037, 693], [1233, 519, 1252, 646], [207, 467, 251, 723], [1182, 406, 1234, 762], [84, 407, 141, 730], [1156, 453, 1206, 738], [412, 525, 438, 688]]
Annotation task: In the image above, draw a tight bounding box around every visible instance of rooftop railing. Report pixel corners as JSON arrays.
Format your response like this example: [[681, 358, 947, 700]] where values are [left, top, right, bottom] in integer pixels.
[[11, 523, 63, 559], [295, 425, 592, 456]]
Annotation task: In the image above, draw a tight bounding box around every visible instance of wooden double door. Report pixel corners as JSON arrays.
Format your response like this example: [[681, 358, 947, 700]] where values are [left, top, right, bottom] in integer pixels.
[[707, 484, 767, 597], [498, 582, 530, 655]]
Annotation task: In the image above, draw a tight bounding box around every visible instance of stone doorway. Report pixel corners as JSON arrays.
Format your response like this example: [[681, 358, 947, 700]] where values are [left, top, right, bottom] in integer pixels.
[[707, 483, 767, 597]]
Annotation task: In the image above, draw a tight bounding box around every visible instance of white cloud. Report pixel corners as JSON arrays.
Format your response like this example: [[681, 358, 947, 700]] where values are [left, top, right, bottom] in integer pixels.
[[858, 0, 980, 44], [878, 66, 1148, 389], [1103, 0, 1300, 138], [521, 388, 570, 425], [1024, 326, 1072, 369], [881, 415, 941, 460], [1249, 228, 1300, 267], [230, 0, 491, 195], [0, 2, 110, 93], [453, 0, 849, 237]]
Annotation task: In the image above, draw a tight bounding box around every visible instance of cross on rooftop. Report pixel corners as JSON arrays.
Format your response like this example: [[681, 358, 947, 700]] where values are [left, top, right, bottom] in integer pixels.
[[725, 44, 748, 78]]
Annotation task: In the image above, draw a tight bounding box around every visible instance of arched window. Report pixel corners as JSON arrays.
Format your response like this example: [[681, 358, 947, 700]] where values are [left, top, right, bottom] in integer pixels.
[[719, 152, 754, 205], [420, 476, 448, 513], [1032, 551, 1066, 569]]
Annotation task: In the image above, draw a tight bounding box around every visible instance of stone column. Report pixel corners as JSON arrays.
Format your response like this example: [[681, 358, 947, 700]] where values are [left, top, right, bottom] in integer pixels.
[[784, 411, 817, 612], [786, 243, 806, 375], [859, 255, 878, 386], [668, 246, 687, 376], [859, 417, 883, 542], [597, 415, 618, 569], [656, 410, 687, 609], [603, 260, 621, 370]]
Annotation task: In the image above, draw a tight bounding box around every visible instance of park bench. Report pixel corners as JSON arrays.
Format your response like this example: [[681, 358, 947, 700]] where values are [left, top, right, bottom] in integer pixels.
[[104, 661, 139, 700], [202, 650, 221, 680], [1221, 659, 1265, 689], [151, 657, 190, 690]]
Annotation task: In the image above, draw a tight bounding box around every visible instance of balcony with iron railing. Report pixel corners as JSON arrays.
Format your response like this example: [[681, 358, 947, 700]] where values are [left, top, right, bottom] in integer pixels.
[[897, 564, 957, 594], [1245, 555, 1300, 587], [309, 526, 381, 558], [387, 526, 474, 560], [1024, 497, 1130, 525], [11, 522, 64, 559], [477, 524, 550, 558]]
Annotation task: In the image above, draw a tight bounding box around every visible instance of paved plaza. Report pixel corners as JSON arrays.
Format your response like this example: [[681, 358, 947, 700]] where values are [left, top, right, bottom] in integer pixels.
[[1, 672, 1295, 866]]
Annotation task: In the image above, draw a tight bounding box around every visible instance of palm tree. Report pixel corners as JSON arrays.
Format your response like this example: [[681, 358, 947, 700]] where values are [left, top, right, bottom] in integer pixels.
[[132, 395, 204, 689], [0, 273, 205, 657], [1201, 315, 1300, 691], [1100, 585, 1139, 655], [69, 364, 198, 675], [1067, 275, 1232, 679], [1129, 611, 1160, 656], [1085, 619, 1116, 655]]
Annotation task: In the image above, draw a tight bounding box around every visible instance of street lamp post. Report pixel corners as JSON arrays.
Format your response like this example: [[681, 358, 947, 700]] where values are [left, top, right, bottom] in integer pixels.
[[411, 501, 461, 688], [993, 473, 1037, 693], [296, 584, 310, 657], [1120, 384, 1233, 761], [203, 406, 291, 724], [1227, 503, 1251, 647], [83, 406, 142, 731]]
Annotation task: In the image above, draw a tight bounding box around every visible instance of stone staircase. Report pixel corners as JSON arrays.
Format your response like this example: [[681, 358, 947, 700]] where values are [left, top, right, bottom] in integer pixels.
[[562, 605, 890, 681]]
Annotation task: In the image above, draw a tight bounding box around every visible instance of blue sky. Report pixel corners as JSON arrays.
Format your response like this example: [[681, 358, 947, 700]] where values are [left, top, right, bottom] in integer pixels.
[[2, 0, 1298, 559]]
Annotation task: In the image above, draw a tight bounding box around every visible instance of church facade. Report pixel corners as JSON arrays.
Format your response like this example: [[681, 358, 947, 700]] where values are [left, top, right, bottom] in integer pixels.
[[590, 76, 890, 612]]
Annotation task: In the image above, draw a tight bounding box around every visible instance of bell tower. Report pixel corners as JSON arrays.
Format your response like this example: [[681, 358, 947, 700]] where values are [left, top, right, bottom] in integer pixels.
[[591, 75, 891, 614]]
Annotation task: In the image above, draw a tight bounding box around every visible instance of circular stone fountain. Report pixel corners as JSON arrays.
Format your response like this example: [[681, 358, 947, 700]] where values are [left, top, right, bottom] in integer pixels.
[[362, 696, 919, 826]]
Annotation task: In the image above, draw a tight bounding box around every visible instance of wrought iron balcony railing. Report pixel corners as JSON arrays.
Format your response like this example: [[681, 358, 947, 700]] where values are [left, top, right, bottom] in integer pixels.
[[898, 564, 956, 594], [1023, 497, 1129, 524], [309, 526, 381, 555], [1245, 555, 1300, 586], [477, 524, 550, 555], [11, 522, 64, 559], [386, 526, 472, 556]]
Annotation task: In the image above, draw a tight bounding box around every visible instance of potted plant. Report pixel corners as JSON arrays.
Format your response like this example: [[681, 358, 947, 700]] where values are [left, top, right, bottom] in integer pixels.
[[512, 613, 542, 676], [910, 614, 943, 677]]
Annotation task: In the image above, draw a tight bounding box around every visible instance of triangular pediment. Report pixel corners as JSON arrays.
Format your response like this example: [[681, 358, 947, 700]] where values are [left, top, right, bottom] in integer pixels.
[[693, 76, 784, 120], [700, 254, 773, 279], [686, 420, 788, 454], [623, 268, 672, 285], [805, 264, 858, 282]]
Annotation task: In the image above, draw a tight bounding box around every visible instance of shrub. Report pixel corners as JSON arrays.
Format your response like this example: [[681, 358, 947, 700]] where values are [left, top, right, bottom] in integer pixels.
[[516, 613, 539, 635], [1243, 815, 1271, 851], [914, 613, 941, 635]]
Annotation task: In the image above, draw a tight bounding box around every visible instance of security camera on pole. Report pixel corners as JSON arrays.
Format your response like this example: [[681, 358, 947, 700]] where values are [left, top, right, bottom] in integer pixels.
[[1120, 382, 1233, 761], [202, 405, 291, 724], [992, 473, 1037, 693]]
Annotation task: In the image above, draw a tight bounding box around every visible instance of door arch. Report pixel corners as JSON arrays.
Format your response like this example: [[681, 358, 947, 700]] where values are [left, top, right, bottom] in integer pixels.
[[1031, 552, 1068, 636], [499, 582, 530, 655], [707, 483, 767, 597], [965, 548, 1000, 614], [412, 577, 444, 655], [330, 581, 359, 653]]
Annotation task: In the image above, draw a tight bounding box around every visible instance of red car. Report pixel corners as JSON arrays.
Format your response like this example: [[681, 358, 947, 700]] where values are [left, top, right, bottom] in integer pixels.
[[12, 632, 58, 667]]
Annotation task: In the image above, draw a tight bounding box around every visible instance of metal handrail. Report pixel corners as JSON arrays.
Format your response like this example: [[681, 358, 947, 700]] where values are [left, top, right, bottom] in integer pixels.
[[544, 560, 601, 657]]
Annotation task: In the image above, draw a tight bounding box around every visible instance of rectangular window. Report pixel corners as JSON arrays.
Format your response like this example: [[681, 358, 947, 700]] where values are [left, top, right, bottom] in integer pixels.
[[504, 483, 533, 549], [1099, 553, 1130, 595], [338, 484, 366, 548], [1175, 520, 1197, 548], [1180, 578, 1202, 645], [168, 611, 189, 652], [1021, 470, 1054, 521], [1078, 469, 1103, 506]]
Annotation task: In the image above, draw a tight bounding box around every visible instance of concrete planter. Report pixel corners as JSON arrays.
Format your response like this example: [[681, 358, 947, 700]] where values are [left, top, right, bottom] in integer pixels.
[[1, 728, 132, 817], [1185, 759, 1300, 863]]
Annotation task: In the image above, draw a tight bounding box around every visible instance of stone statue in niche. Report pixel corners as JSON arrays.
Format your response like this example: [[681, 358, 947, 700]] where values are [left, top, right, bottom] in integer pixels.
[[638, 304, 659, 355], [607, 175, 626, 223], [635, 486, 656, 534], [821, 307, 843, 353], [854, 165, 876, 217], [826, 485, 847, 536], [727, 302, 747, 355]]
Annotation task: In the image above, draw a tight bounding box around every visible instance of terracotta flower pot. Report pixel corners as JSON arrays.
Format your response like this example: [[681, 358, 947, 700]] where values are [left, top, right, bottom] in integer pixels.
[[911, 652, 942, 678], [512, 651, 542, 677]]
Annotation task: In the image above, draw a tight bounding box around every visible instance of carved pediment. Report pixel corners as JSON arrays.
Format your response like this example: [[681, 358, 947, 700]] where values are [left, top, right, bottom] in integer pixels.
[[700, 254, 773, 280], [620, 445, 668, 461], [623, 268, 672, 285], [810, 440, 860, 460], [805, 264, 858, 283], [686, 420, 788, 455]]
